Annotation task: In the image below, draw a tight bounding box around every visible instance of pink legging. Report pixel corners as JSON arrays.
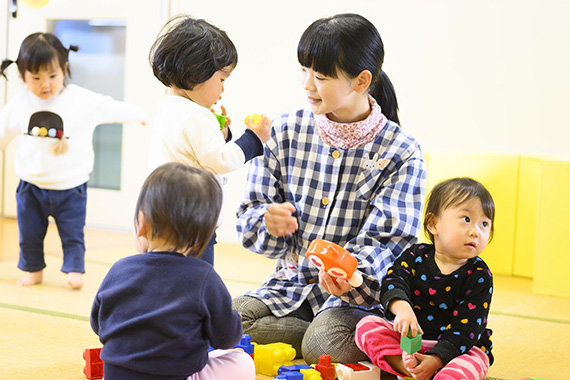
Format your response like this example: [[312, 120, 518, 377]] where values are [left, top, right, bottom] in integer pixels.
[[355, 316, 489, 380], [186, 349, 255, 380]]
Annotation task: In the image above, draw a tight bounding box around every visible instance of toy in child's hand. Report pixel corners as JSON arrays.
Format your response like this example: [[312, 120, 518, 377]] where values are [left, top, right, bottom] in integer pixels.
[[400, 328, 422, 354], [306, 239, 363, 287], [213, 113, 227, 130], [245, 113, 262, 125]]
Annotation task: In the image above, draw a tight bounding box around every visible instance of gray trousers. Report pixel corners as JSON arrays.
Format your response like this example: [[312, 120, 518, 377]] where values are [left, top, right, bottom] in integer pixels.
[[232, 295, 383, 364]]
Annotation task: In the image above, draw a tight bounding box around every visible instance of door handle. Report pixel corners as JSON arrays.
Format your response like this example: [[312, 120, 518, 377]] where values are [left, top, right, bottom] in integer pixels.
[[10, 0, 17, 18]]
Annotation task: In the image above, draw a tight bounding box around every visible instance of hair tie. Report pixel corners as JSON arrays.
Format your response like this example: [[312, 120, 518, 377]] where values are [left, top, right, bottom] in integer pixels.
[[1, 59, 15, 79]]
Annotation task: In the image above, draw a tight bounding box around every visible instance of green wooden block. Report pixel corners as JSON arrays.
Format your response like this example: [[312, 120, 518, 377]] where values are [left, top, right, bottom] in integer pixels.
[[400, 329, 422, 354]]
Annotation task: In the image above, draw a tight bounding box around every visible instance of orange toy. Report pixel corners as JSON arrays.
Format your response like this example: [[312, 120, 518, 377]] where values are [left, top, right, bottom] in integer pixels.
[[306, 239, 363, 287]]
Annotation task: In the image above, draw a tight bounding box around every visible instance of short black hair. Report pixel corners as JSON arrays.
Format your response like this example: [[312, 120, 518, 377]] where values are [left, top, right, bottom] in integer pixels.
[[149, 14, 238, 90], [134, 162, 223, 257], [423, 177, 496, 243]]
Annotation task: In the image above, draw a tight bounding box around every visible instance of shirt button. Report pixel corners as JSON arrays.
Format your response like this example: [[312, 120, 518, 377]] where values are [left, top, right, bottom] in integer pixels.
[[332, 150, 341, 159], [322, 197, 329, 206]]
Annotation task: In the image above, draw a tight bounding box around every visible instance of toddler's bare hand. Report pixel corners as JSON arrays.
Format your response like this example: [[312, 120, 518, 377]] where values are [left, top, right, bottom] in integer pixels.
[[247, 114, 271, 143]]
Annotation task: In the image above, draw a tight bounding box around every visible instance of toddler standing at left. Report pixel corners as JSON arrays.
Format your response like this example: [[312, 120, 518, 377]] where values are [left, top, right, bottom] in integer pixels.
[[0, 32, 145, 289]]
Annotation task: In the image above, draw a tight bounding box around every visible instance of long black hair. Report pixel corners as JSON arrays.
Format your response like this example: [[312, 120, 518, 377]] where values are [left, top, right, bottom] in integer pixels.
[[1, 32, 77, 80], [298, 13, 400, 124]]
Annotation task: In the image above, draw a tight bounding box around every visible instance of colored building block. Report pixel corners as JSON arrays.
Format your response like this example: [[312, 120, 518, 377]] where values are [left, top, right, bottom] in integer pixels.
[[274, 373, 303, 380], [401, 329, 422, 354], [314, 354, 336, 380], [306, 239, 363, 286], [300, 367, 323, 380], [336, 361, 380, 380], [279, 364, 313, 374], [254, 342, 296, 376], [236, 334, 255, 356], [83, 348, 104, 379]]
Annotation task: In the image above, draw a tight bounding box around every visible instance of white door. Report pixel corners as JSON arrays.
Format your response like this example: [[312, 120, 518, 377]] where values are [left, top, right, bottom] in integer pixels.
[[0, 0, 8, 213], [1, 0, 167, 230]]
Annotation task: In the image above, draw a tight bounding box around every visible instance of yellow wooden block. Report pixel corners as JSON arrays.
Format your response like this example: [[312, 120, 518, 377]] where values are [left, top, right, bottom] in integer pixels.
[[423, 152, 519, 275], [533, 159, 570, 297]]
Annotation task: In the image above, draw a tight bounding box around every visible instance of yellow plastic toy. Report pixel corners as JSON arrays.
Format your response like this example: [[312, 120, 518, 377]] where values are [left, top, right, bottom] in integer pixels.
[[253, 342, 296, 376], [245, 113, 263, 125], [300, 367, 323, 380]]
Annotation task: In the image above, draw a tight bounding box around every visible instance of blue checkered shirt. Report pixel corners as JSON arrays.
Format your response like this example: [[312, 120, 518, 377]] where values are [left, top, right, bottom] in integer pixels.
[[236, 108, 426, 317]]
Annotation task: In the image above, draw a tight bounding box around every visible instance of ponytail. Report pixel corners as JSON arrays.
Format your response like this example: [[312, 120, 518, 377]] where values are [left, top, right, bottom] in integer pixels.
[[1, 59, 15, 79], [371, 71, 400, 125]]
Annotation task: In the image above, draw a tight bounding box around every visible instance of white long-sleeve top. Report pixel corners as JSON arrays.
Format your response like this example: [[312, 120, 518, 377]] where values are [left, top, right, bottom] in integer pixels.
[[147, 95, 261, 174], [0, 84, 145, 190]]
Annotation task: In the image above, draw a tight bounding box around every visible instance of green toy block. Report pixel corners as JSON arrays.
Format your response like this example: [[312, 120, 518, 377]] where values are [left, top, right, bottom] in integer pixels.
[[400, 329, 422, 354], [214, 113, 226, 130]]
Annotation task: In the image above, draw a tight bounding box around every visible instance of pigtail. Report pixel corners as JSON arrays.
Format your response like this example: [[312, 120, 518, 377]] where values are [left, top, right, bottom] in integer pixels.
[[68, 45, 79, 53], [1, 59, 15, 80], [372, 70, 400, 125]]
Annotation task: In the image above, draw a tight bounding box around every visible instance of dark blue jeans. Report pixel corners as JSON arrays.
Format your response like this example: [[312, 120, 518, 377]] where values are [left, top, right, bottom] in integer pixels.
[[16, 180, 87, 274], [200, 232, 216, 266]]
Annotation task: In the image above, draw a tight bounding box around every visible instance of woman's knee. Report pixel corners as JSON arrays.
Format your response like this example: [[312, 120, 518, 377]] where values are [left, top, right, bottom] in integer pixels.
[[232, 296, 271, 324], [302, 307, 370, 364]]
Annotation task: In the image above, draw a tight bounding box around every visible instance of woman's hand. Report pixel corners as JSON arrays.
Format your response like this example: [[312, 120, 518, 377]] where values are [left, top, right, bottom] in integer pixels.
[[264, 202, 298, 237], [319, 271, 352, 297]]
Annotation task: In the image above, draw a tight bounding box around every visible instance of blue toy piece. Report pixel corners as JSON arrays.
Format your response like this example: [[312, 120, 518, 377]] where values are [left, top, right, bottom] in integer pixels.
[[278, 364, 313, 374], [274, 373, 303, 380], [235, 334, 254, 355]]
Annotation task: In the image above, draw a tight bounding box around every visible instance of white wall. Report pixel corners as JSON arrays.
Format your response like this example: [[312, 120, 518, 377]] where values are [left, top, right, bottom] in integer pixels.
[[2, 1, 569, 241], [170, 0, 570, 243]]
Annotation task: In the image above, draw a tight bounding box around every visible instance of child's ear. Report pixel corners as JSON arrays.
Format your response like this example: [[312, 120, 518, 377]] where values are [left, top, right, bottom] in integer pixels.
[[425, 213, 439, 236], [136, 212, 148, 238], [353, 70, 372, 93]]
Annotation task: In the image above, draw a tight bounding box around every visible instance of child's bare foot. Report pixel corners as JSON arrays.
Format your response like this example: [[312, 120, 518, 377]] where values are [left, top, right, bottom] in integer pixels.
[[67, 272, 84, 289], [17, 270, 44, 286], [403, 351, 419, 372], [386, 354, 413, 378]]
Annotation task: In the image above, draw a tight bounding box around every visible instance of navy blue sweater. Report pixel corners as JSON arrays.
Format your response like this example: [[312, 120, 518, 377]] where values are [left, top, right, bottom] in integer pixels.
[[91, 251, 243, 379]]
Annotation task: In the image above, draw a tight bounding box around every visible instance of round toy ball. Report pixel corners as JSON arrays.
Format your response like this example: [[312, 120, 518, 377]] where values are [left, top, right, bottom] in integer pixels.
[[56, 130, 64, 139], [31, 126, 40, 136], [48, 128, 57, 138], [39, 127, 48, 137], [244, 113, 262, 125]]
